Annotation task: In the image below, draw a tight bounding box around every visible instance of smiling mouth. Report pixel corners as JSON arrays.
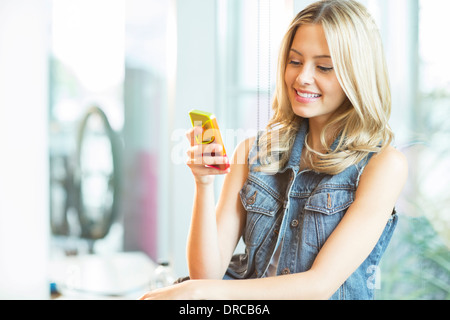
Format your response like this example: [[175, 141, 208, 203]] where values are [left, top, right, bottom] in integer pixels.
[[296, 90, 322, 98]]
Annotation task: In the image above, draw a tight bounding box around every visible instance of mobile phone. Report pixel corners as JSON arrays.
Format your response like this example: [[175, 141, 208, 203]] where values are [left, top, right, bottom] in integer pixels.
[[188, 109, 230, 171]]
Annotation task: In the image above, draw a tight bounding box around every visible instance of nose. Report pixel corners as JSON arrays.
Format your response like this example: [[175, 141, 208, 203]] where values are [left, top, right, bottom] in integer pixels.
[[296, 64, 315, 86]]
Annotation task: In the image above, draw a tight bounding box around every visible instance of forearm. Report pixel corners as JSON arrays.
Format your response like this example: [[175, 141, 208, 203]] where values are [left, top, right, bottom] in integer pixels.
[[191, 270, 328, 300], [140, 269, 329, 300], [187, 182, 223, 279]]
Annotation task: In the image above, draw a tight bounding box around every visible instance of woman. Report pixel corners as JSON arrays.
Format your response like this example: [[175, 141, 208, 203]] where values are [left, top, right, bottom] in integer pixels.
[[140, 0, 408, 300]]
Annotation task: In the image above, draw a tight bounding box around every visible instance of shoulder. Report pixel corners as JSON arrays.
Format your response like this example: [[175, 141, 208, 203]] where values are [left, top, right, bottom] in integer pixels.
[[356, 146, 408, 199], [366, 146, 408, 177]]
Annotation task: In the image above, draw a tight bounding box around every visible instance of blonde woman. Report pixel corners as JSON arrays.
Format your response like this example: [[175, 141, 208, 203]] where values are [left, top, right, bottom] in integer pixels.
[[140, 0, 408, 300]]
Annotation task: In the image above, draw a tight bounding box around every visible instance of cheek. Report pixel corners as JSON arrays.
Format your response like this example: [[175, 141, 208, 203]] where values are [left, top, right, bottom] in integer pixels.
[[284, 72, 291, 89], [323, 80, 346, 102], [334, 86, 347, 105], [284, 68, 297, 88]]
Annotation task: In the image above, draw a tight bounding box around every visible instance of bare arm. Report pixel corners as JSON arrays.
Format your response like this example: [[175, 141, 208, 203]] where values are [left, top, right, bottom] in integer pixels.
[[185, 130, 254, 279], [308, 146, 408, 297]]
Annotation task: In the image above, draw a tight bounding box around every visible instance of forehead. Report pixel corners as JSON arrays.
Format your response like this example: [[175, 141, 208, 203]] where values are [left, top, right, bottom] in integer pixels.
[[290, 24, 331, 57]]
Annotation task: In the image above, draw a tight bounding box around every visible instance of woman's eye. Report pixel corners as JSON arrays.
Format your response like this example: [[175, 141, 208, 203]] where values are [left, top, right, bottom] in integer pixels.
[[288, 60, 301, 66], [318, 66, 333, 73]]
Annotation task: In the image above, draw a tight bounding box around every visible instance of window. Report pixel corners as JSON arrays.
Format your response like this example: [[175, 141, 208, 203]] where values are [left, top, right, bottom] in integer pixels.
[[217, 0, 294, 152], [377, 0, 450, 300]]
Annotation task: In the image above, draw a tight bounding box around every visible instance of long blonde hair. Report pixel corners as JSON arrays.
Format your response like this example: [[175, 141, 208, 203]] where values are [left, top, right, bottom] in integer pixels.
[[255, 0, 393, 175]]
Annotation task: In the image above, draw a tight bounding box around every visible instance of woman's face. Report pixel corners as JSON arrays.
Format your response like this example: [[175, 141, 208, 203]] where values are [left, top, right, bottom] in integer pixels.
[[285, 24, 347, 125]]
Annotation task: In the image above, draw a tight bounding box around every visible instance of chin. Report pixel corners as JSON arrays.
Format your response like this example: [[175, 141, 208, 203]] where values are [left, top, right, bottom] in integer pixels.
[[291, 105, 316, 119]]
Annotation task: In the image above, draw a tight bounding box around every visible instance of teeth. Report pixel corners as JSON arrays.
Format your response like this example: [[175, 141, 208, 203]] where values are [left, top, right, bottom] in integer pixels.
[[297, 91, 321, 98]]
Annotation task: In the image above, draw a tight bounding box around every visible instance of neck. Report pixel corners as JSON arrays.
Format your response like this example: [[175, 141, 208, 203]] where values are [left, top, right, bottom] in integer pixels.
[[306, 118, 333, 153]]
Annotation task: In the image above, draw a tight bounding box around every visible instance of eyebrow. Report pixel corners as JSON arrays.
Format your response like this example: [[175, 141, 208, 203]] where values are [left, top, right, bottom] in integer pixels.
[[290, 48, 331, 59]]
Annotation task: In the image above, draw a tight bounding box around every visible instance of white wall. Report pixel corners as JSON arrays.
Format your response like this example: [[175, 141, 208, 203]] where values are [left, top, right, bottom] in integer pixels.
[[0, 0, 50, 299]]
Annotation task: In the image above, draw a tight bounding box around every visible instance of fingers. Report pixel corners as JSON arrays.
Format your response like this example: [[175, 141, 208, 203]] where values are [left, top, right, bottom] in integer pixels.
[[185, 132, 226, 164], [187, 143, 225, 159], [186, 149, 230, 176], [185, 126, 203, 146], [186, 153, 229, 170], [186, 146, 227, 165], [185, 126, 230, 177], [186, 126, 218, 146]]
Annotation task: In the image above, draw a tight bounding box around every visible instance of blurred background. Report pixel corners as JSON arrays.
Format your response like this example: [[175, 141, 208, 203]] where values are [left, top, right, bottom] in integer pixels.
[[0, 0, 448, 299]]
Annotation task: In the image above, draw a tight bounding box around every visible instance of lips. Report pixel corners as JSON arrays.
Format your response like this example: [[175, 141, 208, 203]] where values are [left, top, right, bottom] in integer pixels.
[[296, 90, 322, 98], [295, 89, 322, 103]]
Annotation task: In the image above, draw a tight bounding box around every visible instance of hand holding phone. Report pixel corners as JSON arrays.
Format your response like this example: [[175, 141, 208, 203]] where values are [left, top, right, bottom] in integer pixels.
[[188, 109, 230, 171]]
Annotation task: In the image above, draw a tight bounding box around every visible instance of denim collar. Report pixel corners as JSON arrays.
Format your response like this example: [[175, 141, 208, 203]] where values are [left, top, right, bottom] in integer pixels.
[[285, 119, 308, 172]]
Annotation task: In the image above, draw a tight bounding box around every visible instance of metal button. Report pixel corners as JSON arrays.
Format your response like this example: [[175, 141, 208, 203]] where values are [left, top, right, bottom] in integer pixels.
[[246, 191, 257, 205], [291, 220, 299, 228], [281, 268, 290, 275]]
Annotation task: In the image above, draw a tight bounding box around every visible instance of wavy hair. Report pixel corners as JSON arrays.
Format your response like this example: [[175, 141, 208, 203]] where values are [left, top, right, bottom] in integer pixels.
[[255, 0, 393, 175]]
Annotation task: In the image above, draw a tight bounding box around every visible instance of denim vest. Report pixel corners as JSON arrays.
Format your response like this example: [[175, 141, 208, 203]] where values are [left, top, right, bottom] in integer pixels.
[[224, 120, 398, 300]]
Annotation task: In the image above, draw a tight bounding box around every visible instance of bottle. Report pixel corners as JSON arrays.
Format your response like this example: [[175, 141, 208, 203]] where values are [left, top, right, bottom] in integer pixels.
[[150, 261, 176, 290]]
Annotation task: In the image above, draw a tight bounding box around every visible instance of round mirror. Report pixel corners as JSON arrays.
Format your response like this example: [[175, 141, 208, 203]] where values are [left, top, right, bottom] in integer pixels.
[[75, 106, 120, 249]]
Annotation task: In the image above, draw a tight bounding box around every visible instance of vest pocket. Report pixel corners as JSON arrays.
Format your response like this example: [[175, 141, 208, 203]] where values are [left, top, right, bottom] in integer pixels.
[[240, 180, 282, 247], [304, 188, 354, 215], [303, 188, 354, 249]]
